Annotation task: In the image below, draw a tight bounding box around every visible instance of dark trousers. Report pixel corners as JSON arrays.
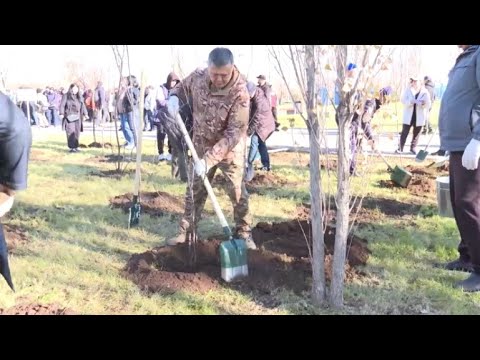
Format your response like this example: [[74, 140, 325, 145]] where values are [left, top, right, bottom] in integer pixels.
[[167, 132, 188, 182], [156, 125, 171, 155], [145, 110, 155, 131], [450, 152, 480, 272], [66, 120, 81, 149], [248, 133, 270, 169], [399, 116, 422, 151]]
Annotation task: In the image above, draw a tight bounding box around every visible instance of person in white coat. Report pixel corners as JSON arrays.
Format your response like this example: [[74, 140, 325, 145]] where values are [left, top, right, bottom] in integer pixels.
[[397, 76, 431, 154]]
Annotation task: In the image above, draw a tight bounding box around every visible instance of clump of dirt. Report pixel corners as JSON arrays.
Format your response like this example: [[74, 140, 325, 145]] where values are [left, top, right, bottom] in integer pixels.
[[90, 169, 135, 179], [88, 142, 103, 148], [405, 165, 448, 179], [3, 224, 29, 253], [249, 172, 289, 187], [378, 179, 397, 189], [78, 144, 88, 149], [110, 191, 184, 217], [408, 177, 436, 197], [0, 303, 76, 315], [124, 222, 370, 296]]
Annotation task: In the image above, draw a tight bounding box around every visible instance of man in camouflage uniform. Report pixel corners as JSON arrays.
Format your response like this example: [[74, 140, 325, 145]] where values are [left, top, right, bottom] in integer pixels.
[[165, 47, 256, 249]]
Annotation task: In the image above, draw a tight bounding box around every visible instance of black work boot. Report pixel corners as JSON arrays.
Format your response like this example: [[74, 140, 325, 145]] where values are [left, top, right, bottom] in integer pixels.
[[455, 273, 480, 292], [436, 258, 474, 273]]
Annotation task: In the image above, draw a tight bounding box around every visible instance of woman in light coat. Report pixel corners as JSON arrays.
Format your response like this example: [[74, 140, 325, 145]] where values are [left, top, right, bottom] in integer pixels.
[[397, 76, 431, 154]]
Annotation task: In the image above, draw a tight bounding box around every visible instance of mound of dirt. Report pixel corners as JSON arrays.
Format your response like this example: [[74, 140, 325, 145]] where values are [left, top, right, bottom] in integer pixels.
[[248, 172, 289, 187], [124, 221, 370, 295], [408, 177, 436, 197], [88, 142, 103, 148], [3, 224, 29, 253], [405, 165, 448, 179], [0, 303, 76, 315], [110, 191, 184, 217], [78, 144, 88, 149]]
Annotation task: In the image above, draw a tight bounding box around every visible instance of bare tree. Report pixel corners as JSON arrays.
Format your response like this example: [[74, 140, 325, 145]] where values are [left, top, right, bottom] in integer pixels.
[[270, 44, 392, 309], [111, 45, 127, 172]]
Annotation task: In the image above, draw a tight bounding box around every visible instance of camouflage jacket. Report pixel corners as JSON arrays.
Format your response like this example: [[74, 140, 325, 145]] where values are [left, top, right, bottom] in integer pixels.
[[170, 66, 250, 167]]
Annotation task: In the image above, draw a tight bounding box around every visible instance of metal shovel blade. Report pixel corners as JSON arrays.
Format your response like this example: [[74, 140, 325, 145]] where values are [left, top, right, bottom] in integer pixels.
[[415, 149, 429, 162]]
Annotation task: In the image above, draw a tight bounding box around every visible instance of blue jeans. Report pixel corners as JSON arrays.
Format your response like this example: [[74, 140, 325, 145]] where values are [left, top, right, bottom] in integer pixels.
[[120, 112, 136, 146], [248, 133, 270, 168], [46, 108, 61, 126]]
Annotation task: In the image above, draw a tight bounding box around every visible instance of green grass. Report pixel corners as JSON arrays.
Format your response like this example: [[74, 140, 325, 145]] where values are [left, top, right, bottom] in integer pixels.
[[277, 101, 441, 133], [1, 129, 479, 315]]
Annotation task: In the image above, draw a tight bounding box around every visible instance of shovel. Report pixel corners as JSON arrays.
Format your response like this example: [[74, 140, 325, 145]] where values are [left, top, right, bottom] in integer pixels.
[[173, 113, 248, 283], [128, 71, 146, 228], [0, 224, 14, 291], [375, 149, 412, 188], [427, 154, 449, 169], [416, 128, 438, 162]]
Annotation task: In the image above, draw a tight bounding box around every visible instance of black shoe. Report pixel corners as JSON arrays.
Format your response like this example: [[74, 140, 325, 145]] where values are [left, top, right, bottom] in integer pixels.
[[410, 149, 417, 155], [436, 258, 474, 273], [455, 273, 480, 292]]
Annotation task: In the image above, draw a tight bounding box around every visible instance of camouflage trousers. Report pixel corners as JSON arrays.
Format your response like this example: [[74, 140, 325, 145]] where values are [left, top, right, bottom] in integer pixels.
[[178, 150, 251, 237]]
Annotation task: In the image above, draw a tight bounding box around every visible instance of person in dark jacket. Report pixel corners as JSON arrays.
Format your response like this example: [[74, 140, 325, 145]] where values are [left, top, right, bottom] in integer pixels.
[[257, 74, 280, 131], [245, 81, 276, 180], [59, 83, 88, 152], [155, 72, 179, 161], [94, 81, 108, 126], [435, 45, 480, 292], [0, 91, 32, 291], [156, 72, 189, 181]]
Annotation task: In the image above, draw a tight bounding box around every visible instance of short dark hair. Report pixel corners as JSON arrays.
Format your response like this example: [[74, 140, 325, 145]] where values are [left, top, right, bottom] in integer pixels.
[[208, 47, 234, 67]]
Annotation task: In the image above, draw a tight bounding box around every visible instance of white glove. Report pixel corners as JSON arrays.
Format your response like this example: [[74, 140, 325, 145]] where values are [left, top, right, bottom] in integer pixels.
[[0, 193, 14, 218], [194, 159, 207, 178], [462, 138, 480, 170]]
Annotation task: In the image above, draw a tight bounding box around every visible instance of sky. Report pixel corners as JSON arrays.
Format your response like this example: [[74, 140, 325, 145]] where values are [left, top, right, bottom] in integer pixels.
[[0, 45, 460, 89]]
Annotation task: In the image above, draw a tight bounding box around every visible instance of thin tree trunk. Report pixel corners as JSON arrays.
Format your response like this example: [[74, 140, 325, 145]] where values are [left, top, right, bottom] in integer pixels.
[[305, 45, 326, 305], [330, 45, 350, 308]]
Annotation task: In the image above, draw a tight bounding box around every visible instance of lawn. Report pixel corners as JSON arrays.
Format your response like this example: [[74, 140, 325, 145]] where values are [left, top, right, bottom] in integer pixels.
[[277, 101, 441, 134], [1, 127, 478, 315]]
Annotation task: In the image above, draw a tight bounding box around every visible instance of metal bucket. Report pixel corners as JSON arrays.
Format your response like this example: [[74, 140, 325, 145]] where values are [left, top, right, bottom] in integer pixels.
[[436, 176, 454, 218]]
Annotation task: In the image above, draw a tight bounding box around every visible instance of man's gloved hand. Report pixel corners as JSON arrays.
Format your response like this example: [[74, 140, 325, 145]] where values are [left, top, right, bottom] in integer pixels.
[[194, 159, 207, 178], [462, 138, 480, 170]]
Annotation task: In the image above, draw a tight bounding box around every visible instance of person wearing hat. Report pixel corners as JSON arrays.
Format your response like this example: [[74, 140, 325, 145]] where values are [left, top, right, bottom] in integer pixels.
[[435, 45, 480, 292], [257, 75, 280, 131], [397, 76, 431, 155], [245, 81, 276, 180]]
